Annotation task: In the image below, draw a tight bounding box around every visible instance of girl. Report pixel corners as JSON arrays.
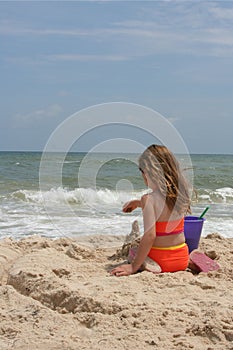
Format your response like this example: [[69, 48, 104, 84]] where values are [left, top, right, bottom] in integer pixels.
[[111, 144, 191, 277]]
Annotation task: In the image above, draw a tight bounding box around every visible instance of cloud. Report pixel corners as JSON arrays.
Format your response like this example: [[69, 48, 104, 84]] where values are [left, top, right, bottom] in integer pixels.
[[0, 20, 100, 37], [5, 53, 131, 65], [209, 6, 233, 21], [201, 28, 233, 46], [1, 2, 233, 62], [13, 104, 62, 128], [46, 54, 130, 62]]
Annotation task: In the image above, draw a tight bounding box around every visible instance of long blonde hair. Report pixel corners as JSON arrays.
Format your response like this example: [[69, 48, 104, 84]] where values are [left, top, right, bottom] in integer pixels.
[[139, 144, 190, 215]]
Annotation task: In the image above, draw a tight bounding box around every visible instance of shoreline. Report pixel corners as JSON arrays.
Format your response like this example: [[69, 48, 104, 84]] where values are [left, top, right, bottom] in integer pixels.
[[0, 233, 233, 349]]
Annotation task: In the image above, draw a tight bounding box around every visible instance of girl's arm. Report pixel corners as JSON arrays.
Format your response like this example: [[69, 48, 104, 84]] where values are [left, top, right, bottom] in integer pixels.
[[122, 199, 142, 213], [131, 194, 155, 272], [111, 194, 156, 276]]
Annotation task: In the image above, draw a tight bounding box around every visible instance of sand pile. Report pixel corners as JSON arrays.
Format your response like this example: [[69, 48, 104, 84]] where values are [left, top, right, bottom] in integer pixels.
[[0, 232, 233, 350]]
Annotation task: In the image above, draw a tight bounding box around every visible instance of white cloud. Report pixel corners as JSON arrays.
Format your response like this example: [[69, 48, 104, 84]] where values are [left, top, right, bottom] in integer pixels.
[[201, 28, 233, 46], [209, 6, 233, 20], [0, 20, 101, 37], [5, 53, 131, 65], [1, 3, 233, 62], [46, 54, 130, 62], [13, 104, 62, 128]]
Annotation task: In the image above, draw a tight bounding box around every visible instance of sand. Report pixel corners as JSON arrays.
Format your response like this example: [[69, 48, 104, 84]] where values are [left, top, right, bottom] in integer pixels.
[[0, 229, 233, 350]]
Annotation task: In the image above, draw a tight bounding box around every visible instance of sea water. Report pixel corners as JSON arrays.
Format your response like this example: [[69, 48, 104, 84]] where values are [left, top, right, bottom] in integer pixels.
[[0, 152, 232, 240]]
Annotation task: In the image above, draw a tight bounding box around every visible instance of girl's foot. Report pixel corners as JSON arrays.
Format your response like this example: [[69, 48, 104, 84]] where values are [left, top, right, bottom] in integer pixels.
[[128, 248, 162, 274], [141, 257, 162, 274]]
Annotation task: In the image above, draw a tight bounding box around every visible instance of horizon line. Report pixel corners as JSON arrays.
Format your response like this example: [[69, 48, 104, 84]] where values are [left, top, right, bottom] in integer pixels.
[[0, 150, 233, 156]]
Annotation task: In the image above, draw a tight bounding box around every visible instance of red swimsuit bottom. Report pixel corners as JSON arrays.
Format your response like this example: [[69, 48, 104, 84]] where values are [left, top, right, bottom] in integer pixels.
[[148, 218, 189, 273]]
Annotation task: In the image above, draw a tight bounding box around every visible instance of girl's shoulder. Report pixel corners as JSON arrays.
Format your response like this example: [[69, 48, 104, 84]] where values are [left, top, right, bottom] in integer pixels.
[[141, 191, 160, 201], [146, 191, 171, 220], [140, 192, 154, 208], [140, 191, 161, 210], [147, 190, 163, 202]]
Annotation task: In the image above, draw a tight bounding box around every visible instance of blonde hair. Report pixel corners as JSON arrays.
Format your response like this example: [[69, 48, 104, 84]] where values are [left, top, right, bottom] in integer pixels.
[[139, 144, 190, 215]]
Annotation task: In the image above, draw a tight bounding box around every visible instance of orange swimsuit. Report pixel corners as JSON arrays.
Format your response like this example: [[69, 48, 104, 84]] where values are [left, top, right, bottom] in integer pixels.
[[148, 218, 189, 273]]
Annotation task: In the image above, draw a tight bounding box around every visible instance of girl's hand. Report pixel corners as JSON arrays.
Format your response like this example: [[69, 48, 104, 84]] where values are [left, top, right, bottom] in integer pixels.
[[122, 199, 141, 213], [110, 264, 134, 277]]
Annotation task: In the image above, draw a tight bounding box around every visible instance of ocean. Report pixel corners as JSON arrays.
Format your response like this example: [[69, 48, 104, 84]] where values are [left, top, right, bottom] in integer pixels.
[[0, 152, 233, 240]]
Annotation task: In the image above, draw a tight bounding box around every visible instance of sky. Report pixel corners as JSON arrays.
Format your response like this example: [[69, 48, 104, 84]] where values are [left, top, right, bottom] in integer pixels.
[[0, 0, 233, 154]]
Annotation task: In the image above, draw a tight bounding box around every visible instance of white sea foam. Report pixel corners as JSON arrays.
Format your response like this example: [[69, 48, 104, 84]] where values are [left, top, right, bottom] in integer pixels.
[[0, 201, 143, 240], [202, 217, 233, 239], [197, 187, 233, 203], [0, 187, 145, 239], [11, 187, 145, 206], [11, 186, 233, 208], [1, 153, 233, 241], [0, 186, 232, 240], [215, 187, 233, 198]]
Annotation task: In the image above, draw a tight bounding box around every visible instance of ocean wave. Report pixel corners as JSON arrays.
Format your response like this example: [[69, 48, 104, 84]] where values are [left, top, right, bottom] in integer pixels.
[[195, 187, 233, 204], [11, 187, 145, 206], [10, 186, 233, 206]]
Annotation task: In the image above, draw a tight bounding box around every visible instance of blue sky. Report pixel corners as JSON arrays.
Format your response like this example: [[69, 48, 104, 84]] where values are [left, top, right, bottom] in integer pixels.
[[0, 1, 233, 153]]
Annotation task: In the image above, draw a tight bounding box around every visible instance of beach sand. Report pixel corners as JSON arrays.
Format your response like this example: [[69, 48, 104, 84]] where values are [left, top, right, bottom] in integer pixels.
[[0, 230, 233, 350]]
